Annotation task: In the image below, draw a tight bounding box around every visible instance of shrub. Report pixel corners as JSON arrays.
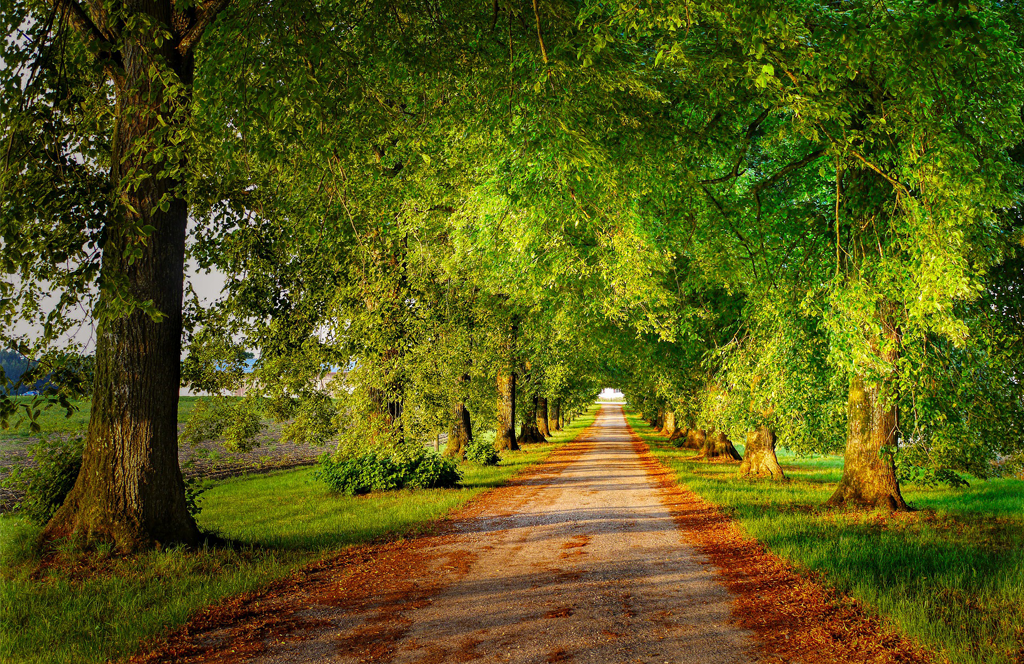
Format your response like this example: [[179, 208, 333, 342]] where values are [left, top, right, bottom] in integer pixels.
[[465, 437, 500, 466], [314, 453, 365, 495], [316, 447, 462, 495], [1, 435, 84, 524], [406, 452, 461, 489]]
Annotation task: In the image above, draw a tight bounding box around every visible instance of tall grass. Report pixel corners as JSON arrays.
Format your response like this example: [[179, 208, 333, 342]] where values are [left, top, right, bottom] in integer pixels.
[[0, 408, 597, 664], [624, 411, 1024, 664]]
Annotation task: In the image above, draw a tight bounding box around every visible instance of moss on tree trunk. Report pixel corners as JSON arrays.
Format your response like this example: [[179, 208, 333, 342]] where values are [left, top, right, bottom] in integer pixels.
[[446, 376, 473, 459], [519, 395, 546, 443], [661, 411, 678, 438], [738, 427, 785, 480], [496, 372, 519, 451], [826, 375, 908, 510], [681, 428, 705, 451]]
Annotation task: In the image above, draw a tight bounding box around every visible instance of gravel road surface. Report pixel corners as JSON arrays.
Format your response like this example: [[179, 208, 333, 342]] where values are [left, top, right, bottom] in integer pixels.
[[250, 405, 757, 664]]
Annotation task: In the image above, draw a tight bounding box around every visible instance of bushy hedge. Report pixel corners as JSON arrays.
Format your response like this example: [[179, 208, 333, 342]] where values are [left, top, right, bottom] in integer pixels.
[[465, 437, 500, 466], [316, 446, 462, 495]]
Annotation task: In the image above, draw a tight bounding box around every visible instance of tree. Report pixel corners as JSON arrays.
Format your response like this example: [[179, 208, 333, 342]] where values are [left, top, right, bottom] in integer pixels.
[[2, 0, 240, 549]]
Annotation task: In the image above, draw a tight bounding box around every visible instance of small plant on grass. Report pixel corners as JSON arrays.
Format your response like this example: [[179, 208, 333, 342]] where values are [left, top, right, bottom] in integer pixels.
[[1, 435, 85, 524], [465, 436, 500, 465]]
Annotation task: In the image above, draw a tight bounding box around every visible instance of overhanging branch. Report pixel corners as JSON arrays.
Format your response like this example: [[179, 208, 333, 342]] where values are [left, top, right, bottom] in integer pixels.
[[47, 0, 123, 76], [177, 0, 232, 56], [752, 148, 827, 194]]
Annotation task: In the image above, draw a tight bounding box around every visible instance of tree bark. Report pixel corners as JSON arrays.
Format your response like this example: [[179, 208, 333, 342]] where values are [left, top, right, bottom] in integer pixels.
[[681, 428, 705, 451], [826, 375, 908, 510], [661, 411, 678, 438], [496, 372, 519, 451], [43, 17, 204, 550], [738, 427, 785, 480], [698, 430, 743, 461], [446, 375, 472, 459], [519, 395, 545, 443], [551, 400, 561, 431], [537, 396, 550, 437]]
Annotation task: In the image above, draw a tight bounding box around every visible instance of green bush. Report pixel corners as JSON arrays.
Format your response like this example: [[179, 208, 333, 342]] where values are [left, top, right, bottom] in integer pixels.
[[316, 447, 462, 495], [465, 437, 500, 466], [1, 435, 84, 524], [406, 452, 461, 488]]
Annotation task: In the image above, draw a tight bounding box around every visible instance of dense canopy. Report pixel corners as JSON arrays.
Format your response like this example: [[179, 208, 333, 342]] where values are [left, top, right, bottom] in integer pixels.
[[1, 0, 1022, 549]]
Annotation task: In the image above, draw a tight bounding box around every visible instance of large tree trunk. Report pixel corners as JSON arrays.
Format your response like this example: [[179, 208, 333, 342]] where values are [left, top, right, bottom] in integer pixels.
[[551, 400, 561, 431], [698, 430, 743, 461], [537, 396, 550, 438], [738, 427, 785, 480], [43, 22, 204, 551], [826, 375, 908, 510], [661, 411, 678, 438], [519, 395, 545, 443], [681, 428, 705, 451], [446, 375, 473, 459], [496, 372, 519, 451]]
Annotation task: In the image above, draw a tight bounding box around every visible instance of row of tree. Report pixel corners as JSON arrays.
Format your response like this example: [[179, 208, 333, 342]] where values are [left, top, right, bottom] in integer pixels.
[[1, 0, 1021, 550]]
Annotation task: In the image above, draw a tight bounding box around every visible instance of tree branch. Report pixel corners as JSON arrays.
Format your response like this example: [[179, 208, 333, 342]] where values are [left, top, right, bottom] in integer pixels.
[[752, 148, 826, 194], [176, 0, 232, 56], [532, 0, 548, 64], [699, 108, 771, 184], [47, 0, 123, 77], [700, 184, 760, 280]]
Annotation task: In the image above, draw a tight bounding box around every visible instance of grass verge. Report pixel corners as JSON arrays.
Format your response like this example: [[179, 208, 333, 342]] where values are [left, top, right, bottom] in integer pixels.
[[624, 410, 1024, 664], [0, 407, 598, 664]]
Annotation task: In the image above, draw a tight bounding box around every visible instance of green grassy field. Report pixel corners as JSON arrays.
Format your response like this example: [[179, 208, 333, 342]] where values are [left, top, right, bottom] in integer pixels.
[[1, 396, 218, 441], [624, 411, 1024, 664], [0, 408, 597, 664]]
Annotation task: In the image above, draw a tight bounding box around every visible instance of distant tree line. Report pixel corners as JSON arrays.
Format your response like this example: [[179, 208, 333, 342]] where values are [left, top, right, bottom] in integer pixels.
[[0, 350, 95, 397]]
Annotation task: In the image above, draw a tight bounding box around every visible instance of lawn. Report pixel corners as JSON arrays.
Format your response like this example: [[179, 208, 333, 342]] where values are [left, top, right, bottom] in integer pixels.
[[0, 407, 597, 664], [624, 410, 1024, 664]]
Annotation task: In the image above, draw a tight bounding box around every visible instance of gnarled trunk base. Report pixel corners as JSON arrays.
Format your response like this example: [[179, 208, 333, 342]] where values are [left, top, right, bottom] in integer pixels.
[[738, 427, 785, 480], [680, 428, 705, 451], [661, 411, 678, 438], [697, 431, 743, 461], [537, 397, 550, 438], [446, 400, 472, 460], [826, 375, 907, 510]]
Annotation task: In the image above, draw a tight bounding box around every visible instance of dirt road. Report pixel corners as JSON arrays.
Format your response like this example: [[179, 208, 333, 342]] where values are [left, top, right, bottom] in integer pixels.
[[247, 405, 756, 663]]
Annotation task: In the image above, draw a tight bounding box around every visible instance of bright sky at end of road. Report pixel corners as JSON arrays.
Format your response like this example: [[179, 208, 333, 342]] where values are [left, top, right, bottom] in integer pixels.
[[598, 387, 624, 402]]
